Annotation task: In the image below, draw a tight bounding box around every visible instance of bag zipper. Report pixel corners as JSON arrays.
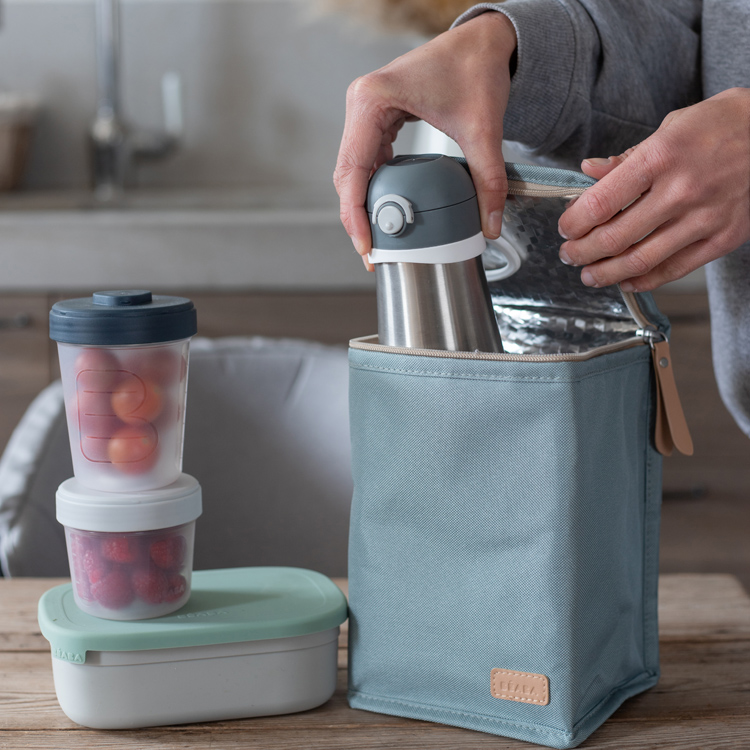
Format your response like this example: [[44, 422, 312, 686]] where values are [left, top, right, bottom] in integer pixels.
[[349, 334, 644, 363], [622, 292, 693, 457], [506, 179, 584, 199]]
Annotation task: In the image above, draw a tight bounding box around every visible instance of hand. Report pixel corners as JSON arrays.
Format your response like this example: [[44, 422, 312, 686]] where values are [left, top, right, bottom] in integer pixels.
[[333, 13, 517, 270], [557, 88, 750, 292]]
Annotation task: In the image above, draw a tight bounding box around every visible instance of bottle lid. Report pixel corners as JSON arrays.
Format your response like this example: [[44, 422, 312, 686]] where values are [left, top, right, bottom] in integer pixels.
[[56, 474, 202, 533], [49, 290, 197, 345], [367, 154, 476, 212], [366, 154, 482, 254], [38, 567, 348, 662]]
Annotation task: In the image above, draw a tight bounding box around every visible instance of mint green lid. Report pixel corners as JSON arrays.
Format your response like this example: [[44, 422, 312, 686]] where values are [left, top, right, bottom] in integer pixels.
[[38, 567, 347, 664]]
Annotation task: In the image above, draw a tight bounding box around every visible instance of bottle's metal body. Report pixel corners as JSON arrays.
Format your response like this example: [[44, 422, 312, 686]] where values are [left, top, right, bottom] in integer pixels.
[[376, 257, 504, 352]]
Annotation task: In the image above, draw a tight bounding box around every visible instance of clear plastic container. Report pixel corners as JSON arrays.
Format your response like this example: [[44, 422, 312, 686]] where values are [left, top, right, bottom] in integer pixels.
[[64, 522, 195, 620], [49, 290, 197, 493], [57, 340, 190, 492], [57, 473, 202, 621]]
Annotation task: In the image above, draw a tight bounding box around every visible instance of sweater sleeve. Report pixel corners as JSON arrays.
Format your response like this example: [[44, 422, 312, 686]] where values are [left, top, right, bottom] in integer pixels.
[[452, 0, 702, 168]]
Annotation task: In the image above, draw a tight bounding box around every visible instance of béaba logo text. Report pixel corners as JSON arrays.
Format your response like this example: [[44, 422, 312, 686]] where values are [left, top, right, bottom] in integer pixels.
[[491, 668, 549, 706], [55, 648, 85, 663], [497, 679, 539, 697]]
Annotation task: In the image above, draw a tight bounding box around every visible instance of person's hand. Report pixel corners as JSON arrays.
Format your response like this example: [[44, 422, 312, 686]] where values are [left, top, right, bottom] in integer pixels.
[[333, 12, 517, 270], [558, 88, 750, 292]]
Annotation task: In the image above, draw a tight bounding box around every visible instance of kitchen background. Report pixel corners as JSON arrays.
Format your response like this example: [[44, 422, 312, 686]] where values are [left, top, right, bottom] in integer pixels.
[[1, 0, 420, 192], [0, 0, 748, 587]]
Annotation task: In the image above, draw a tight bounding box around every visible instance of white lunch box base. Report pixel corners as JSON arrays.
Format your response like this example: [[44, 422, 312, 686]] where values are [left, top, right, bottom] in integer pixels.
[[51, 628, 339, 729]]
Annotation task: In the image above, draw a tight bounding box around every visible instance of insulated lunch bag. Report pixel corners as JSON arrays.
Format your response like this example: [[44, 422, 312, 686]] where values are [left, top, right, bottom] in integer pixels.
[[346, 162, 692, 749]]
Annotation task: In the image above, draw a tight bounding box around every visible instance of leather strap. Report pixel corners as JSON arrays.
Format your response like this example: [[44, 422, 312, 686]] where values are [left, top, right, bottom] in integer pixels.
[[651, 339, 694, 456]]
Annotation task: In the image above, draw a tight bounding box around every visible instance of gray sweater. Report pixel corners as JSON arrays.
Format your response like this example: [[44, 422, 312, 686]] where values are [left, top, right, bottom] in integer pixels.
[[455, 0, 750, 437]]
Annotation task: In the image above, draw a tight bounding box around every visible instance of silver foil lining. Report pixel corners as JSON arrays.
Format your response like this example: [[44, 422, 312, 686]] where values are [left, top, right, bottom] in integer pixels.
[[483, 193, 639, 354]]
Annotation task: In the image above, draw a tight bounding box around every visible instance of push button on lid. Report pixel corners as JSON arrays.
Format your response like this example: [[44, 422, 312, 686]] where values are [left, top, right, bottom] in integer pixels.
[[377, 205, 405, 235]]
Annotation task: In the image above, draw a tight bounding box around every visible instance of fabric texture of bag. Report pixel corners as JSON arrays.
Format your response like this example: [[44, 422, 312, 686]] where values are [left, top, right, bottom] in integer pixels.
[[346, 163, 690, 748]]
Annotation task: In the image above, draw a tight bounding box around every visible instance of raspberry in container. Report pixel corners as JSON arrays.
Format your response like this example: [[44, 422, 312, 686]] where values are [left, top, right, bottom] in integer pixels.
[[49, 290, 197, 493], [57, 473, 202, 620]]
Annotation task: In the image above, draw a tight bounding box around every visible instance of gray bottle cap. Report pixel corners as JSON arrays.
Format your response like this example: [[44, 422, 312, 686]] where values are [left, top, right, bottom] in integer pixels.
[[367, 154, 481, 251], [49, 290, 197, 345]]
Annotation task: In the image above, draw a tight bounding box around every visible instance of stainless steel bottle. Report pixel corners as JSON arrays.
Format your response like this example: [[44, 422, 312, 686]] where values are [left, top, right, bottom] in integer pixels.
[[368, 154, 503, 353]]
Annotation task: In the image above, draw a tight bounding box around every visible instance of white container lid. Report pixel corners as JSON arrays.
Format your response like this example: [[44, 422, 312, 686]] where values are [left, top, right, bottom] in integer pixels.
[[57, 473, 202, 532]]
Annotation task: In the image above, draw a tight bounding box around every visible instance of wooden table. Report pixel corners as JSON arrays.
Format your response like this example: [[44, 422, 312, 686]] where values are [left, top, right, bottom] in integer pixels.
[[2, 575, 750, 749]]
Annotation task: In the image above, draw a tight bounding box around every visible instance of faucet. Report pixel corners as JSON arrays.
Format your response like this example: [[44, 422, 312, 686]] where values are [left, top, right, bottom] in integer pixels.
[[90, 0, 183, 199]]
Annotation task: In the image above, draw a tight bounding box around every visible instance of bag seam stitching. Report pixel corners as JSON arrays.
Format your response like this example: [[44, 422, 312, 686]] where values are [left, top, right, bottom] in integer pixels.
[[642, 372, 661, 670], [349, 358, 646, 384], [347, 688, 572, 739]]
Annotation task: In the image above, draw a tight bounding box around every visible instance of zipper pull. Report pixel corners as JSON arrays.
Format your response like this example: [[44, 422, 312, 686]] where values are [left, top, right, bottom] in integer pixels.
[[644, 330, 694, 456]]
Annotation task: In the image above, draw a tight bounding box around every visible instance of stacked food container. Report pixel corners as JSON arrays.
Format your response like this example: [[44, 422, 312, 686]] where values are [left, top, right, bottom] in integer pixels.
[[43, 290, 348, 729], [49, 290, 200, 620]]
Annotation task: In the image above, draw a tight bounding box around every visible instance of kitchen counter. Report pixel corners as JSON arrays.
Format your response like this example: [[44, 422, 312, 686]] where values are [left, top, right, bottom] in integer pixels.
[[0, 188, 373, 291], [2, 574, 750, 748]]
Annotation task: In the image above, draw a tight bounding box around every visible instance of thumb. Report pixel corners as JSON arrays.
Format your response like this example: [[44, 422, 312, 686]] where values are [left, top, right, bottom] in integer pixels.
[[581, 146, 637, 180], [461, 140, 508, 239]]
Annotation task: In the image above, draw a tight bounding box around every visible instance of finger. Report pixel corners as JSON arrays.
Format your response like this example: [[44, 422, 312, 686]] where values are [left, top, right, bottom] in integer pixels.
[[334, 146, 378, 258], [458, 132, 508, 239], [373, 118, 404, 173], [579, 145, 639, 181], [580, 156, 619, 180], [618, 237, 718, 292], [336, 164, 375, 258], [559, 190, 669, 267], [559, 148, 649, 241], [374, 141, 394, 174], [334, 77, 401, 257], [578, 213, 707, 288]]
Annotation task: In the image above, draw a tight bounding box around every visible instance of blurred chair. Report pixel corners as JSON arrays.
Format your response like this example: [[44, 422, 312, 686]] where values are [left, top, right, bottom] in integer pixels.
[[0, 337, 352, 578]]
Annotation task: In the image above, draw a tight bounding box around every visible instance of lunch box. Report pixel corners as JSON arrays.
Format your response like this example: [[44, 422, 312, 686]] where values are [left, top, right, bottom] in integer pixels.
[[38, 566, 348, 728]]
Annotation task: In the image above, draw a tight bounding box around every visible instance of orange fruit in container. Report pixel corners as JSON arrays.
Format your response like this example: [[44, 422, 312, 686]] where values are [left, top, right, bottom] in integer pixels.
[[108, 425, 159, 474], [111, 375, 163, 425]]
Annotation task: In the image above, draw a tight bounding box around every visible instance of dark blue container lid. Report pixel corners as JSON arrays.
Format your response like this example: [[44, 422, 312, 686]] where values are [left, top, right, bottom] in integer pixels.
[[49, 290, 197, 345]]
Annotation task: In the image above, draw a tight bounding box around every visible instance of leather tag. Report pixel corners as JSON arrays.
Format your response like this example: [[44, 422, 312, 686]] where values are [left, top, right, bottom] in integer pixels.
[[491, 669, 549, 706], [651, 339, 693, 456]]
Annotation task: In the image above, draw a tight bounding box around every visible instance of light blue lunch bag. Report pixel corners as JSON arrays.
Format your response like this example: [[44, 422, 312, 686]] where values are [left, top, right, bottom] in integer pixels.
[[347, 164, 692, 748]]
